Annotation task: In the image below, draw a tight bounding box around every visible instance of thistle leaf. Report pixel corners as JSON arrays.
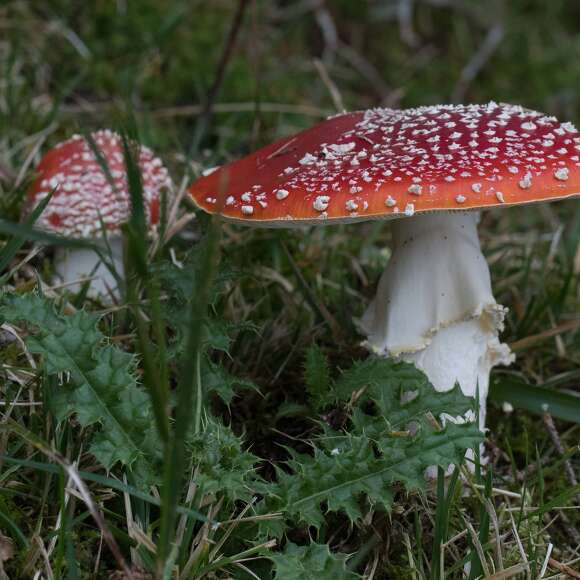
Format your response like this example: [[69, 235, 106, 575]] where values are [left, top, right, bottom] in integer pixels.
[[1, 292, 162, 485], [334, 358, 476, 428], [260, 357, 483, 532], [271, 542, 360, 580], [201, 356, 257, 406], [187, 417, 260, 502]]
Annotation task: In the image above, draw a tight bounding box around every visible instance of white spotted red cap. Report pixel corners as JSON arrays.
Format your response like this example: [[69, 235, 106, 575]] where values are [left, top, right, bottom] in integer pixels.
[[189, 102, 580, 225], [27, 129, 172, 238]]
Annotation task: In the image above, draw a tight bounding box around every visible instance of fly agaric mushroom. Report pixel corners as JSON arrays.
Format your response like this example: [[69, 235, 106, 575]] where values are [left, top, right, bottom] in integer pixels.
[[27, 130, 172, 298], [188, 102, 579, 432]]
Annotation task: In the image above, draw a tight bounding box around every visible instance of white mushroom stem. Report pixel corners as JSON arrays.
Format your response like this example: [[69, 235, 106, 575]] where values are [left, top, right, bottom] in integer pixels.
[[53, 237, 124, 300], [360, 212, 514, 430]]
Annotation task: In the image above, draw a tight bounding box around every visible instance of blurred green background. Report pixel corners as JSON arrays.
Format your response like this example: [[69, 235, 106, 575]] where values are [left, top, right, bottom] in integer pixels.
[[4, 0, 580, 173]]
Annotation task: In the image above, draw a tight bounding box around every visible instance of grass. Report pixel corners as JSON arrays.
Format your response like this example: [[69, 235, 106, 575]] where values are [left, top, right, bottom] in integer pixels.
[[0, 0, 579, 578]]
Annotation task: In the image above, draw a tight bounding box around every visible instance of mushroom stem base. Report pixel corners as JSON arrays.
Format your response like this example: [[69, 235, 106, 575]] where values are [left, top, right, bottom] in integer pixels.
[[361, 212, 514, 431], [54, 237, 124, 301]]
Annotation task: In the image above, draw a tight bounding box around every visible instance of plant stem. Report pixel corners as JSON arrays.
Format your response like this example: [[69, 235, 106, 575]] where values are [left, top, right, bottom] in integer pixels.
[[193, 350, 203, 435], [156, 219, 222, 577]]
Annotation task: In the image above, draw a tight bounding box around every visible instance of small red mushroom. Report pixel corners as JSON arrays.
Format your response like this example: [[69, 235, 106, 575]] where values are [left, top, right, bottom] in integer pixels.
[[27, 129, 172, 298], [188, 102, 580, 439]]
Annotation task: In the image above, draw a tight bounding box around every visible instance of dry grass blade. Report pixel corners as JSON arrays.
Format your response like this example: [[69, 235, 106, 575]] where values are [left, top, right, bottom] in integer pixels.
[[234, 562, 262, 580], [402, 533, 418, 580], [189, 0, 251, 156], [0, 534, 14, 580], [313, 58, 345, 112], [33, 535, 55, 580], [509, 318, 580, 352], [509, 511, 530, 580], [174, 468, 198, 550], [0, 418, 132, 577], [13, 123, 57, 188], [542, 413, 580, 503], [485, 498, 504, 572], [208, 501, 254, 561], [482, 562, 531, 580], [452, 23, 504, 102], [60, 101, 332, 118], [465, 517, 491, 577], [539, 544, 554, 579], [181, 499, 224, 578]]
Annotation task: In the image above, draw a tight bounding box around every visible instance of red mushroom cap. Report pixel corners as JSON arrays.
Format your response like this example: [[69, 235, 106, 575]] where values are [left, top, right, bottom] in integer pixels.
[[189, 102, 580, 226], [27, 129, 172, 238]]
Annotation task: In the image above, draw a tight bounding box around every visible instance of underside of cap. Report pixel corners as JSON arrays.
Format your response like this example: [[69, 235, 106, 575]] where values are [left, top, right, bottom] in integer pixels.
[[189, 103, 580, 227]]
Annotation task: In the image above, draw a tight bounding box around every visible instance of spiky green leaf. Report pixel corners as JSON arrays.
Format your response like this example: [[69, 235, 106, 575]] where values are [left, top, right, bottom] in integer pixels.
[[201, 356, 257, 405], [271, 542, 360, 580], [1, 292, 162, 485], [259, 358, 483, 533], [187, 417, 260, 502], [334, 358, 476, 429]]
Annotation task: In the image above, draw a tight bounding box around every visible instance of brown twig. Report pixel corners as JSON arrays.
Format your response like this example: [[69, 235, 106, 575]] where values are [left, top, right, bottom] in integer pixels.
[[313, 58, 345, 112], [451, 23, 504, 103], [397, 0, 419, 47], [313, 2, 339, 64], [60, 101, 331, 118], [542, 413, 580, 504], [548, 557, 580, 579], [509, 317, 580, 352]]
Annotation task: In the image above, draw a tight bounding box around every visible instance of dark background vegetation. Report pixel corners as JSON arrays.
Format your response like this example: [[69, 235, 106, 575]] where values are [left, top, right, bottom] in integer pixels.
[[6, 0, 580, 166], [0, 0, 578, 578]]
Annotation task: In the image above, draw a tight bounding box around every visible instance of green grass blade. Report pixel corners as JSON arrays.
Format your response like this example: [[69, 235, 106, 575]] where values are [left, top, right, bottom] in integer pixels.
[[0, 505, 29, 549], [65, 514, 80, 580], [121, 131, 148, 277], [526, 483, 580, 521], [156, 219, 222, 577], [0, 219, 96, 249], [468, 469, 492, 579], [0, 188, 54, 275], [0, 455, 210, 523], [489, 375, 580, 423], [120, 130, 170, 443], [431, 464, 461, 580]]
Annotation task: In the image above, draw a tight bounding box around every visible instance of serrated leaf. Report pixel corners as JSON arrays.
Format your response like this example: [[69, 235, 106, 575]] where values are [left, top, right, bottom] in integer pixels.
[[202, 318, 231, 352], [155, 249, 237, 357], [201, 356, 258, 406], [262, 422, 481, 531], [1, 293, 162, 485], [260, 357, 483, 533], [271, 542, 360, 580], [187, 417, 260, 502], [335, 358, 475, 429]]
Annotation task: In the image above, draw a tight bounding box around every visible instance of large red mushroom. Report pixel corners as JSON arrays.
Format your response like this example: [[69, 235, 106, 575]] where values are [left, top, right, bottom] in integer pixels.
[[188, 102, 579, 434], [27, 130, 172, 298]]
